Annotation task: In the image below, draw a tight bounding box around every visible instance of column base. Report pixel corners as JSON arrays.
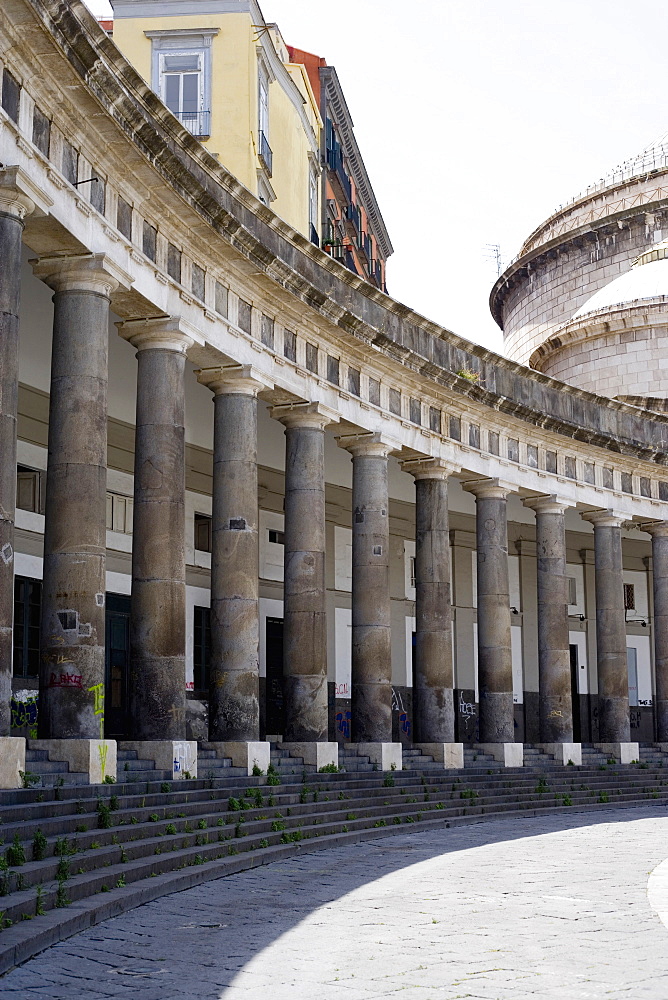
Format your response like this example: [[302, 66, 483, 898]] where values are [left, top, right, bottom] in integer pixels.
[[414, 742, 464, 769], [205, 741, 270, 776], [594, 742, 640, 764], [0, 737, 26, 788], [281, 742, 338, 771], [29, 739, 116, 784], [120, 740, 197, 779], [350, 742, 402, 771], [536, 743, 582, 766], [475, 743, 524, 767]]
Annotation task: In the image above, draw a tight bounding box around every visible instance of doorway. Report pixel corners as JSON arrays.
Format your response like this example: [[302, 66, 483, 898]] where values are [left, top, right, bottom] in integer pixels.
[[569, 644, 581, 742], [265, 617, 284, 737], [105, 593, 131, 738]]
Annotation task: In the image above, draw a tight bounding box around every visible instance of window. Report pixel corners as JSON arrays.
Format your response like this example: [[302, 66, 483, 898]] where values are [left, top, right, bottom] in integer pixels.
[[258, 67, 269, 140], [309, 163, 319, 244], [191, 262, 205, 301], [527, 444, 538, 468], [32, 106, 50, 157], [268, 529, 284, 545], [117, 197, 132, 240], [195, 513, 212, 553], [13, 576, 42, 678], [305, 342, 318, 374], [368, 378, 381, 407], [545, 450, 557, 474], [410, 398, 421, 425], [567, 577, 577, 606], [283, 329, 296, 362], [410, 556, 416, 589], [389, 388, 401, 416], [142, 220, 157, 261], [238, 298, 252, 335], [602, 467, 614, 489], [347, 367, 360, 396], [160, 51, 205, 133], [167, 243, 182, 283], [214, 281, 228, 317], [1, 69, 20, 123], [89, 172, 105, 215], [16, 466, 44, 514], [624, 584, 636, 612], [564, 456, 576, 479], [449, 415, 462, 441], [106, 492, 133, 534], [193, 606, 211, 692], [507, 438, 519, 463], [469, 423, 480, 449], [327, 356, 340, 386], [261, 314, 274, 350], [430, 407, 441, 434], [61, 138, 78, 186]]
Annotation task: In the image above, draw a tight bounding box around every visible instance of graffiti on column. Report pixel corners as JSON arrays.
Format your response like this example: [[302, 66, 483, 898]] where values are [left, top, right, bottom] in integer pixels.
[[88, 682, 105, 739], [392, 687, 411, 738], [10, 691, 38, 738], [336, 711, 351, 738]]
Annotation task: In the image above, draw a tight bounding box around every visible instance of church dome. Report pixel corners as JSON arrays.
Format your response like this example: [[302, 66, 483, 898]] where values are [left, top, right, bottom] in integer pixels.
[[573, 248, 668, 319]]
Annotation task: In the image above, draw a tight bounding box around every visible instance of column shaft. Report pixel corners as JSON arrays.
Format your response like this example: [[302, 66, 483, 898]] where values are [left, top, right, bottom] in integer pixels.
[[475, 490, 514, 742], [649, 528, 668, 740], [129, 341, 187, 740], [351, 446, 391, 742], [535, 507, 573, 741], [0, 210, 25, 735], [39, 287, 109, 738], [414, 475, 454, 742], [593, 521, 630, 742], [282, 419, 328, 741], [209, 390, 259, 740]]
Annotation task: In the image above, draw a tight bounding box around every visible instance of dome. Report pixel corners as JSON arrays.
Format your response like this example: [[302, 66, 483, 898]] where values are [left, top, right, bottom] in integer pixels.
[[573, 249, 668, 319]]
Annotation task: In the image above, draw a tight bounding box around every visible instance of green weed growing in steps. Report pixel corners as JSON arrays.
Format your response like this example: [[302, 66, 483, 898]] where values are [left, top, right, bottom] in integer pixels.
[[32, 829, 48, 862], [6, 833, 26, 867]]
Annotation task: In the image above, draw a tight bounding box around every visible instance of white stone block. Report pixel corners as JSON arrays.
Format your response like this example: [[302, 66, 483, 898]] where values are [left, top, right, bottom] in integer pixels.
[[476, 743, 524, 767], [206, 741, 270, 776], [536, 742, 582, 766], [594, 742, 640, 764], [120, 740, 197, 779], [352, 742, 402, 771], [281, 742, 338, 771], [0, 737, 26, 788], [414, 743, 464, 769], [29, 738, 116, 784]]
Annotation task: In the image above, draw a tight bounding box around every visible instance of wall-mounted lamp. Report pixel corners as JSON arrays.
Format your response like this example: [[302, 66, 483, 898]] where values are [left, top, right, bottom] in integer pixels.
[[510, 607, 519, 615], [568, 614, 585, 622], [627, 619, 648, 628]]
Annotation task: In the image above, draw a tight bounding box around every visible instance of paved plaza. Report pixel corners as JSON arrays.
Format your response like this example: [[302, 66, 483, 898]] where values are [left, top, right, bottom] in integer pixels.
[[3, 806, 668, 999]]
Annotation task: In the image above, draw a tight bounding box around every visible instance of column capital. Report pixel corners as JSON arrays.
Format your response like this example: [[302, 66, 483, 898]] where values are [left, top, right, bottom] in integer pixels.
[[641, 520, 668, 538], [400, 457, 461, 481], [461, 477, 514, 500], [117, 316, 194, 354], [580, 509, 627, 529], [523, 494, 572, 515], [32, 253, 132, 296], [197, 364, 273, 396], [271, 400, 339, 430], [336, 431, 396, 458], [0, 165, 52, 218]]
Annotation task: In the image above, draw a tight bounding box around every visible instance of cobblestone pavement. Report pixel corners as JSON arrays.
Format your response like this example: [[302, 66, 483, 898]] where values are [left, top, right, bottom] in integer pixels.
[[3, 806, 668, 1000]]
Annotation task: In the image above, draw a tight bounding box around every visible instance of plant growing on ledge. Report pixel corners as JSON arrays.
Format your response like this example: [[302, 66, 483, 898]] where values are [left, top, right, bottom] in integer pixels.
[[456, 368, 480, 383]]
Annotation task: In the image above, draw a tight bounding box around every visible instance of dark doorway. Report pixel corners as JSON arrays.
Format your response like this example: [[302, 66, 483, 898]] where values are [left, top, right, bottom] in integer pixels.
[[105, 593, 131, 737], [569, 644, 581, 742], [265, 617, 284, 737]]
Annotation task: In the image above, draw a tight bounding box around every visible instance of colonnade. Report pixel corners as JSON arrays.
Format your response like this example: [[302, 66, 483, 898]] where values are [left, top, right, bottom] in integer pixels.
[[2, 184, 668, 754]]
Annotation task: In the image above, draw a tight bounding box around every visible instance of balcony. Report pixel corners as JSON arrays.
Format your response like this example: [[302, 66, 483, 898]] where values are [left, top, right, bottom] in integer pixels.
[[176, 110, 211, 138], [259, 130, 273, 176], [327, 145, 352, 203]]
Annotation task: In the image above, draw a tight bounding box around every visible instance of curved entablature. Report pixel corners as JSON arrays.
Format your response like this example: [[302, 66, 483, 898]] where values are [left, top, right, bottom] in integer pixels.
[[4, 0, 668, 522]]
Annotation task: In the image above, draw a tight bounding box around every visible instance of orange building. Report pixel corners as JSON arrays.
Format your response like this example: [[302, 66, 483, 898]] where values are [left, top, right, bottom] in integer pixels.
[[288, 46, 393, 291]]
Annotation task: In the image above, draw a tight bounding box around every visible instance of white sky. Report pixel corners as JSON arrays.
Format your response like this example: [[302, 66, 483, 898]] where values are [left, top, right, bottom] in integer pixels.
[[82, 0, 668, 352]]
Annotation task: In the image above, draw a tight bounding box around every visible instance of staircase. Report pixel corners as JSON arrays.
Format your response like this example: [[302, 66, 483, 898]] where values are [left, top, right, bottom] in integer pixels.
[[116, 749, 172, 784], [22, 748, 88, 788]]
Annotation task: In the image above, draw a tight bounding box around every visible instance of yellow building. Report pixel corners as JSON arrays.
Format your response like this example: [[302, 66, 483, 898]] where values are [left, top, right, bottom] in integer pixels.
[[110, 0, 322, 239]]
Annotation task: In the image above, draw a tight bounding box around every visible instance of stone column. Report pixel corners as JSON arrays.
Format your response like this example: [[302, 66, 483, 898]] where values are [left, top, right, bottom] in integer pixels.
[[119, 318, 193, 741], [198, 366, 270, 742], [402, 459, 456, 743], [32, 255, 128, 740], [463, 479, 515, 743], [644, 522, 668, 741], [272, 403, 337, 744], [339, 434, 393, 744], [582, 510, 630, 743], [0, 171, 35, 736], [524, 497, 573, 742]]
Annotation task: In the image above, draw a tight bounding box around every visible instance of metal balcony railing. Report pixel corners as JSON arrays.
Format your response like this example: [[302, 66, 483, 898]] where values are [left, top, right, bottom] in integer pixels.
[[259, 130, 273, 176], [177, 110, 211, 137]]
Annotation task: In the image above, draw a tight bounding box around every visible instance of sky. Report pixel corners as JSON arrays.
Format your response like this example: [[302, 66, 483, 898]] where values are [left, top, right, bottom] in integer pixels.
[[82, 0, 668, 352]]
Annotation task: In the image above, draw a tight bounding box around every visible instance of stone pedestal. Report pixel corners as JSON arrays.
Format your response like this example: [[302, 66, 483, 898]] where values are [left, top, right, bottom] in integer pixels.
[[120, 740, 197, 779], [536, 742, 582, 766], [204, 740, 270, 776], [476, 742, 524, 767], [350, 742, 402, 772], [282, 741, 338, 770], [594, 742, 640, 764], [0, 736, 26, 788], [30, 738, 117, 784], [414, 742, 464, 769]]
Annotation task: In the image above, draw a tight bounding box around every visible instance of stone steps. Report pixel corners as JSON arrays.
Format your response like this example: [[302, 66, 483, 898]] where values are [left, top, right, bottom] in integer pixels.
[[22, 749, 88, 788], [1, 758, 667, 975]]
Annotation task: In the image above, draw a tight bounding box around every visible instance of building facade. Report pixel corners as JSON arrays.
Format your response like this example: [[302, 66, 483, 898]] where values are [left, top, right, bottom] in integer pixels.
[[3, 0, 668, 774]]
